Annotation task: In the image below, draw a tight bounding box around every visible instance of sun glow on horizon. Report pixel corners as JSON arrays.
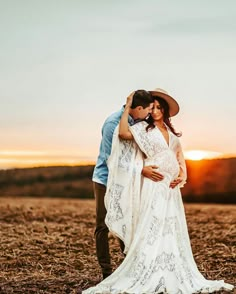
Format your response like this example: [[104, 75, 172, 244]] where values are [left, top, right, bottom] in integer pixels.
[[184, 150, 223, 161], [0, 149, 235, 169], [0, 149, 96, 169]]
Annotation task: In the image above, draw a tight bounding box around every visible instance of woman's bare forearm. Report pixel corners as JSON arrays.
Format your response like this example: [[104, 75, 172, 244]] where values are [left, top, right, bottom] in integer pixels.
[[119, 93, 134, 140]]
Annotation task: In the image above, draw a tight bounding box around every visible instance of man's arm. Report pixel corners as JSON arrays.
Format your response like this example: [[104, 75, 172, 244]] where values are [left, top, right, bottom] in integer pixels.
[[102, 121, 118, 161]]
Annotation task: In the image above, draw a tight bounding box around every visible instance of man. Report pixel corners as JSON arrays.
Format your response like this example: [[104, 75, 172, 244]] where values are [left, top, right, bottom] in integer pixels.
[[92, 90, 164, 279]]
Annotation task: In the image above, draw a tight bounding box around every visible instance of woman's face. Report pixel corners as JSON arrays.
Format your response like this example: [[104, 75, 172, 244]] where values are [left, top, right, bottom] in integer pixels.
[[151, 99, 163, 121]]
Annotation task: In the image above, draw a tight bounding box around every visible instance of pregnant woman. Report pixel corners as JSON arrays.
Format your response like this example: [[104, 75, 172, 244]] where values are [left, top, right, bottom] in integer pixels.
[[83, 89, 233, 293]]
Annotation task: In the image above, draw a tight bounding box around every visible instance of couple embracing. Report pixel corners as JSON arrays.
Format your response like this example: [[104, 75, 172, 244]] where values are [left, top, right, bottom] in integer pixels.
[[83, 89, 233, 293]]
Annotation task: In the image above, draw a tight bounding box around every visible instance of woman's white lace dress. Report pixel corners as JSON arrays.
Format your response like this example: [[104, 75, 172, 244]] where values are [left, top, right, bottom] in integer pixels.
[[83, 121, 234, 294]]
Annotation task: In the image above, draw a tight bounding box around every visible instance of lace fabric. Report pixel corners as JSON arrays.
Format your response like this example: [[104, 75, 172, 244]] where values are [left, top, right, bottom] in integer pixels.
[[83, 122, 234, 294]]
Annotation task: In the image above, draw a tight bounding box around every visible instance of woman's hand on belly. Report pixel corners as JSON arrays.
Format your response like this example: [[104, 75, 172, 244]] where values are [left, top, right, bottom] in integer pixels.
[[169, 176, 184, 189]]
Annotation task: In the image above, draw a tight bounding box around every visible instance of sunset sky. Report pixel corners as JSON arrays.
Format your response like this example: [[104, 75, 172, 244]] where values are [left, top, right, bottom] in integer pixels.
[[1, 1, 236, 169]]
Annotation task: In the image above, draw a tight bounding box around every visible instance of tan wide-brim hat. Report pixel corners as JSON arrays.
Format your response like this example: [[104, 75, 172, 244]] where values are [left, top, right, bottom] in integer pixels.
[[149, 88, 179, 117]]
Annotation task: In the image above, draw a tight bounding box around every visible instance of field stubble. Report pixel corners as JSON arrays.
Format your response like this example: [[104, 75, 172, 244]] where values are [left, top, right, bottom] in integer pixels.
[[0, 197, 235, 294]]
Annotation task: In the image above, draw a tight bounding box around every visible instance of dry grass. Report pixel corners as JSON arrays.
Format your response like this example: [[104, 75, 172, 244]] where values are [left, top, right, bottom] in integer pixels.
[[0, 197, 235, 293]]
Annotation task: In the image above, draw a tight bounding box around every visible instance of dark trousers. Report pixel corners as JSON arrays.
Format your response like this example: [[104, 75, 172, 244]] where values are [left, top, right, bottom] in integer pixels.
[[93, 182, 124, 275]]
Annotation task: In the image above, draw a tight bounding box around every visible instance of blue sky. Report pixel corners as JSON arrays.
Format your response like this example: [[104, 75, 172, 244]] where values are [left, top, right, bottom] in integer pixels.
[[0, 0, 236, 168]]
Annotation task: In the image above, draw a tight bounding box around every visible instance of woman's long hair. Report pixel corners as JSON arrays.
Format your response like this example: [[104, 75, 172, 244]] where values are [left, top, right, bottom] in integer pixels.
[[146, 97, 181, 137]]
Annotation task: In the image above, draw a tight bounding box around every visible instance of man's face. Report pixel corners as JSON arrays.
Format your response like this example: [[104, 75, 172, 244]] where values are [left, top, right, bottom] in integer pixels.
[[136, 103, 154, 120]]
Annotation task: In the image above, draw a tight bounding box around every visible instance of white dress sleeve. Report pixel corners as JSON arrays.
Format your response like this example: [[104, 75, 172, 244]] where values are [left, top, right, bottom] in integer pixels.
[[105, 126, 143, 253], [175, 138, 187, 188], [129, 121, 155, 158]]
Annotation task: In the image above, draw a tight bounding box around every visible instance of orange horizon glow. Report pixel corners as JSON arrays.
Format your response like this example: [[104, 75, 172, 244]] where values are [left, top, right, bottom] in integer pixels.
[[184, 150, 224, 161], [0, 149, 235, 169], [0, 150, 96, 169]]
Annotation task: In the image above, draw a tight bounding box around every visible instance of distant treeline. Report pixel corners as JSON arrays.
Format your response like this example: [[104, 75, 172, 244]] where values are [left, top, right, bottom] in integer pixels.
[[182, 158, 236, 204], [0, 158, 235, 203], [0, 166, 93, 199]]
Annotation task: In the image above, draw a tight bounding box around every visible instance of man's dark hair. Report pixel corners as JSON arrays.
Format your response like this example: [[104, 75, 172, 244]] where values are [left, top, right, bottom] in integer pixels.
[[131, 90, 153, 109]]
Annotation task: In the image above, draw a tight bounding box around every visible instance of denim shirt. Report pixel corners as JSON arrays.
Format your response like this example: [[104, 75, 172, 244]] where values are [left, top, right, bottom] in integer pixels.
[[92, 107, 134, 186]]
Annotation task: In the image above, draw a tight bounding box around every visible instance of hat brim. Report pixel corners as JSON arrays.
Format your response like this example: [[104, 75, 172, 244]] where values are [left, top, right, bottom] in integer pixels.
[[149, 91, 179, 117]]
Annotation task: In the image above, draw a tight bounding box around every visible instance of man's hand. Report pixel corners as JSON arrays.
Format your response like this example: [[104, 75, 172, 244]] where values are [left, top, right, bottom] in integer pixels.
[[169, 176, 183, 189], [125, 91, 135, 108], [142, 165, 164, 182]]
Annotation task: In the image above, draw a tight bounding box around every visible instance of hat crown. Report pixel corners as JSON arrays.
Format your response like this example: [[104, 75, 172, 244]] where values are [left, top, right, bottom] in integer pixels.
[[153, 88, 168, 95], [149, 87, 179, 117]]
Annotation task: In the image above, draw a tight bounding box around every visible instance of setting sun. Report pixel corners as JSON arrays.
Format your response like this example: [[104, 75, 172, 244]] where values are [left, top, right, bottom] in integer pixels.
[[184, 150, 222, 161]]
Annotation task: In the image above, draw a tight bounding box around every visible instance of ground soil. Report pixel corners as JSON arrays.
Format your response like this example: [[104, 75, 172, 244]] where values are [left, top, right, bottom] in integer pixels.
[[0, 197, 235, 293]]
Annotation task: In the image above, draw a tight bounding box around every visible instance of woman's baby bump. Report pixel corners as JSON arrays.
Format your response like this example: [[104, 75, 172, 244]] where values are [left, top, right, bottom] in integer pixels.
[[145, 150, 179, 180]]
